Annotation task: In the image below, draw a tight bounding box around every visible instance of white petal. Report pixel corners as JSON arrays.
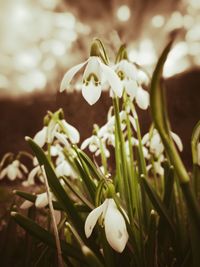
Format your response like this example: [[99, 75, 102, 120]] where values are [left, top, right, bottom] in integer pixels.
[[55, 161, 71, 177], [124, 80, 138, 100], [81, 137, 92, 150], [117, 60, 137, 80], [20, 200, 33, 209], [100, 62, 123, 98], [82, 82, 102, 105], [34, 127, 47, 147], [136, 87, 149, 110], [83, 56, 101, 81], [104, 199, 128, 253], [128, 115, 137, 132], [61, 120, 80, 144], [154, 162, 164, 176], [20, 163, 28, 173], [47, 121, 58, 144], [23, 166, 41, 186], [54, 132, 70, 147], [84, 200, 108, 238], [0, 168, 7, 180], [171, 132, 183, 152], [60, 60, 88, 92], [142, 133, 150, 145], [7, 165, 18, 181], [17, 169, 23, 179], [35, 192, 48, 208]]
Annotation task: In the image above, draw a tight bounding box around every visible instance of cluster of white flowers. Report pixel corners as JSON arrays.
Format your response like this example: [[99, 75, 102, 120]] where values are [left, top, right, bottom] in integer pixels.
[[81, 107, 137, 159], [142, 128, 183, 176], [60, 55, 149, 109], [23, 115, 79, 187]]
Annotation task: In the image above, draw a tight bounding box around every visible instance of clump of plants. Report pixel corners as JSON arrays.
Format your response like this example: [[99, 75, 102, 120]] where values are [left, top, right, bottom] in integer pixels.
[[6, 38, 200, 266]]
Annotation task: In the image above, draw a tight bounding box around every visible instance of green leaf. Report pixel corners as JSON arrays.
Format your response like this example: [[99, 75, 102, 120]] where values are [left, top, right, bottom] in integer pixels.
[[74, 146, 104, 181], [150, 39, 189, 184], [73, 155, 96, 202], [81, 245, 104, 267], [191, 120, 200, 198], [191, 120, 200, 165], [25, 137, 85, 240], [11, 212, 85, 263], [163, 163, 174, 210], [145, 210, 158, 267], [141, 175, 175, 234]]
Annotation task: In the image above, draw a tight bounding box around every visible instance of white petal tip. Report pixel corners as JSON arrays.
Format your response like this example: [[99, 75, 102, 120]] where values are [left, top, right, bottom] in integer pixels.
[[25, 136, 30, 141]]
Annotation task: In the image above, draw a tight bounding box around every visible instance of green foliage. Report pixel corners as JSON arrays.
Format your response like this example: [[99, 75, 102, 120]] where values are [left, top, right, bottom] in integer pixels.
[[9, 39, 200, 267]]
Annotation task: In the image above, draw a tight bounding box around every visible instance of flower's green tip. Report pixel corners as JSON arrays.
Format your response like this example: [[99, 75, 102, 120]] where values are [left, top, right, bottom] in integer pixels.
[[25, 136, 31, 141]]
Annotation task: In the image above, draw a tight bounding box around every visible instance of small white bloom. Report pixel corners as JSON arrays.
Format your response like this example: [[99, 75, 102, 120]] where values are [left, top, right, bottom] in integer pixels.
[[84, 198, 129, 253], [20, 194, 61, 224], [0, 160, 27, 181], [60, 56, 123, 105], [61, 120, 80, 144], [55, 160, 73, 177], [114, 59, 149, 110], [20, 200, 33, 209], [33, 126, 47, 147], [142, 129, 183, 158], [81, 135, 110, 158]]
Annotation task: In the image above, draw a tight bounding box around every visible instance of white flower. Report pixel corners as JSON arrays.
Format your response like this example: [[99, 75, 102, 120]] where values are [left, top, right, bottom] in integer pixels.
[[142, 129, 183, 158], [0, 160, 28, 181], [81, 135, 110, 158], [114, 59, 149, 110], [33, 119, 80, 148], [55, 160, 76, 178], [60, 120, 80, 144], [84, 198, 129, 253], [143, 129, 183, 176], [20, 193, 61, 225], [60, 56, 123, 105]]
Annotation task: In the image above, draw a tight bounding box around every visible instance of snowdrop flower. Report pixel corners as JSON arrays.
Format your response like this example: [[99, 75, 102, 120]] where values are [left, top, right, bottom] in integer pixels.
[[85, 198, 129, 253], [60, 56, 123, 105], [142, 129, 183, 158], [20, 193, 61, 224], [97, 111, 137, 147], [0, 160, 28, 181], [143, 129, 183, 176], [81, 135, 110, 158], [60, 119, 80, 144], [55, 160, 77, 178], [114, 59, 149, 110], [33, 119, 79, 148]]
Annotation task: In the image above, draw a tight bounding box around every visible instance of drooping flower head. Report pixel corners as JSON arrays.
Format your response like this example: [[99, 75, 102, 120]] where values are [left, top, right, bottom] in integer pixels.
[[84, 198, 129, 253], [60, 40, 123, 105], [114, 45, 150, 110]]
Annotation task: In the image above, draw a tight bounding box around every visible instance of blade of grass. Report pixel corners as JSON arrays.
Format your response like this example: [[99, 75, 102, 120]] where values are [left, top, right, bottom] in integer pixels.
[[11, 212, 85, 263]]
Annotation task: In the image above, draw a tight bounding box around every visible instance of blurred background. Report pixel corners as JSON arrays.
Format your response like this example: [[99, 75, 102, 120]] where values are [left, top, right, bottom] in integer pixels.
[[0, 0, 200, 167]]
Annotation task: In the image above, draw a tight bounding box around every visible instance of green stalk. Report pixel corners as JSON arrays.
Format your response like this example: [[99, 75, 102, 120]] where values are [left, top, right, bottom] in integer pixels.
[[112, 97, 133, 220]]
